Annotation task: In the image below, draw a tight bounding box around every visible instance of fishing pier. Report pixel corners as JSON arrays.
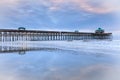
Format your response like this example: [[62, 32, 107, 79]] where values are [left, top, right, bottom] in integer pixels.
[[0, 28, 112, 42]]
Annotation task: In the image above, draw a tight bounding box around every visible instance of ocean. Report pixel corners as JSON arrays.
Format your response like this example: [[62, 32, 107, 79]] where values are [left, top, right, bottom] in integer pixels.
[[0, 40, 120, 80]]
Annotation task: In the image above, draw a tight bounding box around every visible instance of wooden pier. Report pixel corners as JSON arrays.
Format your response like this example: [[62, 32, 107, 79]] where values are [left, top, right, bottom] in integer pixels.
[[0, 28, 112, 42]]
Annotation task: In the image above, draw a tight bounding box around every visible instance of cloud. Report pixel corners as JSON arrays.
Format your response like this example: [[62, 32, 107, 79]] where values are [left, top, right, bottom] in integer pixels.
[[47, 0, 120, 13], [73, 0, 114, 13], [0, 0, 119, 16], [0, 0, 119, 30], [0, 0, 118, 18], [0, 0, 19, 5], [0, 0, 19, 12]]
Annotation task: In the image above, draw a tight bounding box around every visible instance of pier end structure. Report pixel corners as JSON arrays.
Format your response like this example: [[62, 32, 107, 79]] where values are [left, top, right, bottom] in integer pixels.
[[0, 28, 112, 42]]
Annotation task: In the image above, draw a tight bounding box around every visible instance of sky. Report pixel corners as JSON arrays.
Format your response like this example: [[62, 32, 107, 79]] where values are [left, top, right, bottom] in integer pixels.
[[0, 0, 120, 33]]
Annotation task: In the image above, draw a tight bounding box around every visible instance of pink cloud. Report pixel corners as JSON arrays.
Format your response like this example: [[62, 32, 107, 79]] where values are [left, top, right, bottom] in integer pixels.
[[72, 0, 113, 13], [0, 0, 119, 14], [48, 0, 119, 13], [0, 0, 19, 7]]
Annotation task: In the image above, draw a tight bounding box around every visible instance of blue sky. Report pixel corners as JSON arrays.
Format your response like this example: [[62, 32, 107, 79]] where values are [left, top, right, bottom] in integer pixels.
[[0, 0, 120, 33]]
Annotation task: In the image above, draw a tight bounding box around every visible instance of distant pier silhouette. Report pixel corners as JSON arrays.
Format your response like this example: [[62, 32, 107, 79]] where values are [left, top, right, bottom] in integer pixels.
[[0, 28, 112, 42]]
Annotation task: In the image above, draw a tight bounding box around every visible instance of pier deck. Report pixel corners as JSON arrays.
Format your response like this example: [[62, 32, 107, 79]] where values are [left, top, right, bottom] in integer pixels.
[[0, 29, 112, 42]]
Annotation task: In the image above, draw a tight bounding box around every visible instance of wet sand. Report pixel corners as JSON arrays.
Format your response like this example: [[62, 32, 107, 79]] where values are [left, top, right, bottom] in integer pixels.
[[0, 40, 120, 80]]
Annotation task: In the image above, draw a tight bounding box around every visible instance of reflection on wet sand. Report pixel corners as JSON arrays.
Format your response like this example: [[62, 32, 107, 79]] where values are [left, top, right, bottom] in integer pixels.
[[0, 46, 61, 55], [0, 41, 120, 80], [41, 64, 120, 80], [0, 63, 120, 80], [0, 42, 64, 55]]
